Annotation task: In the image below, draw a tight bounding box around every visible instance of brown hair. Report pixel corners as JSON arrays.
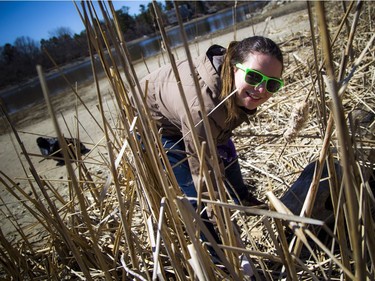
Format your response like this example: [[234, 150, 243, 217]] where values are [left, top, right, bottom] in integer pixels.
[[220, 36, 284, 123]]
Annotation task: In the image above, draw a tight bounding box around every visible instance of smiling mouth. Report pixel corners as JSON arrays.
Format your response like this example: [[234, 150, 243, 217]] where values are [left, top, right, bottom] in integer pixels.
[[246, 92, 261, 100]]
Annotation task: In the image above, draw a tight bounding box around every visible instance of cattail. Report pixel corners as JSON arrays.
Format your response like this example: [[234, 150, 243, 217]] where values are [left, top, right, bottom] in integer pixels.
[[283, 100, 309, 142]]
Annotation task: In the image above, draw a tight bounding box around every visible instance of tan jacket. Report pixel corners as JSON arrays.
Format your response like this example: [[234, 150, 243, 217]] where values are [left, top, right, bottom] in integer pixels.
[[139, 45, 255, 191]]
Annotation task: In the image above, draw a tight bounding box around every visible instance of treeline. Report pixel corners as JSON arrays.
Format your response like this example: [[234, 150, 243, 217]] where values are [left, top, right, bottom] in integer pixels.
[[0, 31, 89, 90], [0, 1, 229, 90]]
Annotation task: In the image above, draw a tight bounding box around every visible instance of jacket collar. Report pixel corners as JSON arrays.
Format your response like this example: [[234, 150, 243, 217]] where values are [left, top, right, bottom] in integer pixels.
[[206, 44, 226, 74], [194, 45, 226, 97]]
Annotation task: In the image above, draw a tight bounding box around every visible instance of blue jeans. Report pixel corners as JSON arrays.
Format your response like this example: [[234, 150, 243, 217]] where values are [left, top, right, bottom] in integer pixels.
[[162, 136, 248, 204], [163, 136, 247, 254]]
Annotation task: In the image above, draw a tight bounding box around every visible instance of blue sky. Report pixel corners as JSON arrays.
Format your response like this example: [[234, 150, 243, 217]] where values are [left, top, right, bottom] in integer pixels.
[[0, 0, 152, 46]]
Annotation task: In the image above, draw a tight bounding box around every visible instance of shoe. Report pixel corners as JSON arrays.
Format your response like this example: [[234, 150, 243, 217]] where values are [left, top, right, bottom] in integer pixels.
[[241, 193, 267, 208]]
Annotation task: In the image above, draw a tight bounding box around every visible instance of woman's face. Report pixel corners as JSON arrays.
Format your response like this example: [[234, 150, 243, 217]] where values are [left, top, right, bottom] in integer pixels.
[[234, 52, 283, 110]]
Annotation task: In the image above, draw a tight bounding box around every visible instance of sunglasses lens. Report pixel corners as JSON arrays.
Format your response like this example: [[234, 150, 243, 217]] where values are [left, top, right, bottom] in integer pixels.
[[245, 70, 263, 85], [267, 79, 282, 93]]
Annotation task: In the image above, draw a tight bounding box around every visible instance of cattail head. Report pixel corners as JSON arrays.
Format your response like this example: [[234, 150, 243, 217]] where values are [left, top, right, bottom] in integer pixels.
[[283, 100, 309, 142]]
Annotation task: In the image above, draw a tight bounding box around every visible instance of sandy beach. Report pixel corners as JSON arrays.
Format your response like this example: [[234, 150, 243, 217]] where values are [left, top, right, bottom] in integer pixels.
[[0, 2, 310, 236]]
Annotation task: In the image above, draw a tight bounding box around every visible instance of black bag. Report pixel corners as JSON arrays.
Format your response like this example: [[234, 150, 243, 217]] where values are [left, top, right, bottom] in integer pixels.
[[36, 137, 90, 166]]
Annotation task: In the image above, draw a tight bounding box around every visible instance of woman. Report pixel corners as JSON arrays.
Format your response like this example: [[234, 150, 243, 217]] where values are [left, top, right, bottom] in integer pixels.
[[139, 36, 284, 207]]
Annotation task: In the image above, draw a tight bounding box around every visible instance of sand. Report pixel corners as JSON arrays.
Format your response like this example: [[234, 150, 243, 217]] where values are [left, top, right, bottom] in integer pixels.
[[0, 2, 310, 236]]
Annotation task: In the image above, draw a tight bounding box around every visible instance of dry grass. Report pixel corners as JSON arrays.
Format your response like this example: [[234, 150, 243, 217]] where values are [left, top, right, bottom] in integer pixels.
[[0, 1, 374, 280]]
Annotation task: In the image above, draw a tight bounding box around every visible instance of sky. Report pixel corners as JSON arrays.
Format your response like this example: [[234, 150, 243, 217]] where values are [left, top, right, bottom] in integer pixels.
[[0, 0, 152, 46]]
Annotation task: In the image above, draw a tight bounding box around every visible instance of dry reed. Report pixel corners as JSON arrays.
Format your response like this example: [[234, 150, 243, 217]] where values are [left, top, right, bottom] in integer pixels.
[[0, 1, 374, 280]]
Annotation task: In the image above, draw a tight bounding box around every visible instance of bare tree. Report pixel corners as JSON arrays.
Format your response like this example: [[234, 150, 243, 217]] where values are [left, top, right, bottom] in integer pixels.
[[14, 36, 40, 60], [48, 26, 74, 39]]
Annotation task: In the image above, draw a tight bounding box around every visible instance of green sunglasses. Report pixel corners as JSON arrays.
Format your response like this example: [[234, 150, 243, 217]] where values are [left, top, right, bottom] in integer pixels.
[[235, 63, 284, 93]]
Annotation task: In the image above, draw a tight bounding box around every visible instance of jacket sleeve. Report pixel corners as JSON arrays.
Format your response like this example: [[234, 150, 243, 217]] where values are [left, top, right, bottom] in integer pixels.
[[180, 105, 226, 195]]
